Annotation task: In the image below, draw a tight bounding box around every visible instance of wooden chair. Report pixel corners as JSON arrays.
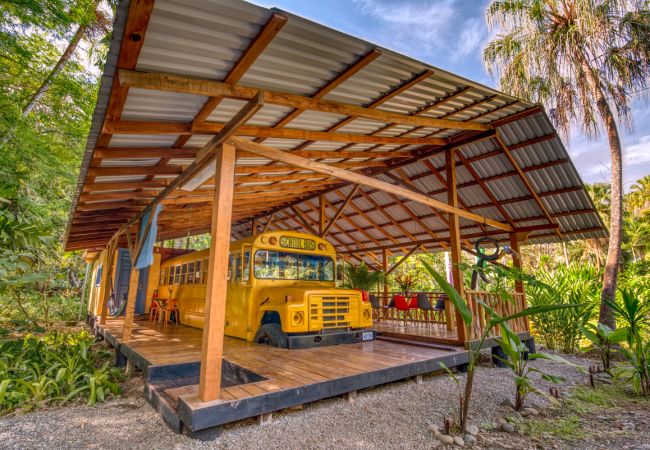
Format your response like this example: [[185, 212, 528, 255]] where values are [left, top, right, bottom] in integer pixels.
[[162, 299, 179, 326], [148, 299, 160, 322]]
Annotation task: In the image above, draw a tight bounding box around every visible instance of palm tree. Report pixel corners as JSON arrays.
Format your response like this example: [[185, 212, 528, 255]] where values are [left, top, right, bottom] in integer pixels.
[[629, 175, 650, 214], [624, 217, 649, 261], [484, 1, 650, 329], [342, 262, 384, 292]]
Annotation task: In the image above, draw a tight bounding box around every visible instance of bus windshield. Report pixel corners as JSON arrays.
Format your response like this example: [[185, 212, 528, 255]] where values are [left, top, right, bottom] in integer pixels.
[[254, 250, 334, 281]]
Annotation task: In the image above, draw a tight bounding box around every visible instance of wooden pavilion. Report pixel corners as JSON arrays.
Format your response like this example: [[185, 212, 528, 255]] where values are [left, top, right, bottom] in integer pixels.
[[66, 0, 606, 432]]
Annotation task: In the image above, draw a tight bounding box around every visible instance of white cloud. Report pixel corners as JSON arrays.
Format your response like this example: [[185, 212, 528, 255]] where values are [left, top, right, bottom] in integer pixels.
[[352, 0, 459, 55]]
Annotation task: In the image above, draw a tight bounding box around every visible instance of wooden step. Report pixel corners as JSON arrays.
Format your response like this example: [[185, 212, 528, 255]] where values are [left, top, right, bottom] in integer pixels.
[[375, 335, 459, 352]]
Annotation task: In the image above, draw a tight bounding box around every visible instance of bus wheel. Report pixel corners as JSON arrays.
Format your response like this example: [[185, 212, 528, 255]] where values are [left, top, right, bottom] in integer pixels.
[[254, 323, 288, 348]]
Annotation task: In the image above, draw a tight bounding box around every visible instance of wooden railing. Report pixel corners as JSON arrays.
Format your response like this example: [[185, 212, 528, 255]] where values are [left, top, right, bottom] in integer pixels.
[[370, 290, 529, 342], [369, 292, 449, 326], [465, 290, 528, 341]]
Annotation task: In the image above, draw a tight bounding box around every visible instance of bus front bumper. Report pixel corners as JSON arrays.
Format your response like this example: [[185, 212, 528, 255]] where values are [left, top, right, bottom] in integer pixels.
[[286, 329, 376, 349]]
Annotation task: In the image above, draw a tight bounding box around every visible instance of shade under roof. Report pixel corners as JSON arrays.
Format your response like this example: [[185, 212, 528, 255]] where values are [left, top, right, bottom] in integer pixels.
[[64, 0, 606, 266]]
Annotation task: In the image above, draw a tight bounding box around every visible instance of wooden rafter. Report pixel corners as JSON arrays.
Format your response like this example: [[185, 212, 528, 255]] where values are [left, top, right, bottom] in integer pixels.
[[117, 69, 490, 132], [230, 136, 513, 231], [104, 121, 448, 145]]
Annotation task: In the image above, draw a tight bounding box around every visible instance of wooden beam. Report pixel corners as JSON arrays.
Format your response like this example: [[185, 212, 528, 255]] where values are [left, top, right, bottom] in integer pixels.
[[230, 137, 513, 231], [385, 244, 422, 276], [446, 148, 466, 340], [123, 94, 263, 227], [199, 142, 236, 402], [94, 147, 198, 159], [266, 48, 382, 132], [104, 120, 448, 146], [321, 185, 359, 237], [318, 195, 326, 236], [494, 131, 560, 237], [95, 0, 155, 149], [192, 13, 288, 125], [262, 211, 275, 233], [290, 206, 319, 236], [117, 69, 491, 132]]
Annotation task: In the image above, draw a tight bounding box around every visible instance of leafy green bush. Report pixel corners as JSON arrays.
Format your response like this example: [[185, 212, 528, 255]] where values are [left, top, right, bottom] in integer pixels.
[[0, 330, 121, 414], [525, 264, 600, 353], [607, 289, 650, 395]]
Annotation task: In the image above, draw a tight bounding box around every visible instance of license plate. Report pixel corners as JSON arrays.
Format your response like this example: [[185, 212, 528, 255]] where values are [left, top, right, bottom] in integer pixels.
[[362, 331, 374, 341]]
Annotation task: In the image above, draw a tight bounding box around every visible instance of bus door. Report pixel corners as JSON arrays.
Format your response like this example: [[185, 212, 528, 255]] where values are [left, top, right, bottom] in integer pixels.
[[225, 247, 252, 340]]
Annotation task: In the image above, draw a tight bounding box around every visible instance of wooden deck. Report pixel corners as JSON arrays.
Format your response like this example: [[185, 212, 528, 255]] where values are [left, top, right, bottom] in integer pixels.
[[97, 318, 470, 433]]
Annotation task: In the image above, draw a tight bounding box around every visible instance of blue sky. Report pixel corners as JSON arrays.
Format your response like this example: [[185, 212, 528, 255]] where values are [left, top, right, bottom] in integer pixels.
[[250, 0, 650, 190]]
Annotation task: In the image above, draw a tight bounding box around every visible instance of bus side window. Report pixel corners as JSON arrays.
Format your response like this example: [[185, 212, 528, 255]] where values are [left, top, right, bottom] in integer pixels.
[[243, 250, 250, 282], [167, 266, 174, 285], [195, 260, 202, 284], [203, 258, 208, 283], [173, 265, 181, 284], [181, 264, 188, 284], [234, 253, 242, 281], [187, 262, 195, 284], [159, 267, 166, 285], [227, 254, 232, 281]]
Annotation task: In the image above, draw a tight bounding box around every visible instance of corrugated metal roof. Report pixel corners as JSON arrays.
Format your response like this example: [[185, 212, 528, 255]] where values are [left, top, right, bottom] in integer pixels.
[[63, 0, 606, 263]]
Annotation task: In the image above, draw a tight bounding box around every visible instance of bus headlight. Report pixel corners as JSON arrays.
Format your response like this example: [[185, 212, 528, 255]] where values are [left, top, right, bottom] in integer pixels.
[[292, 311, 304, 325]]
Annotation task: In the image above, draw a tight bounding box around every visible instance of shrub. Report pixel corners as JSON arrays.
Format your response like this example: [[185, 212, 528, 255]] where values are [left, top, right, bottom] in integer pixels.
[[0, 330, 121, 414], [525, 264, 600, 353]]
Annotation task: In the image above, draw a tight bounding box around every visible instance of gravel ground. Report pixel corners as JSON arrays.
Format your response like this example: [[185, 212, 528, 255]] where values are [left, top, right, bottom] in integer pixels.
[[1, 351, 649, 450]]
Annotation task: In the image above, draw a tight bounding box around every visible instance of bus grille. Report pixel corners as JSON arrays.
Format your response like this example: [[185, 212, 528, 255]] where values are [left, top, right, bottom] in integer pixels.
[[309, 295, 354, 329]]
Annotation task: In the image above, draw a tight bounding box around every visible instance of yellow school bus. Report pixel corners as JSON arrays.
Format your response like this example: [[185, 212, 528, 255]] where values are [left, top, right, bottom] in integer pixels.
[[156, 231, 374, 349]]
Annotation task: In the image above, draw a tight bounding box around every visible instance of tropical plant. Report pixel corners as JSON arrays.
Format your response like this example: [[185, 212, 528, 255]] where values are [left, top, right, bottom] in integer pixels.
[[607, 288, 650, 395], [422, 260, 578, 433], [579, 322, 627, 373], [0, 330, 121, 414], [342, 262, 384, 292], [628, 175, 650, 215], [484, 0, 650, 330], [394, 272, 415, 293], [523, 264, 600, 352], [495, 322, 580, 410]]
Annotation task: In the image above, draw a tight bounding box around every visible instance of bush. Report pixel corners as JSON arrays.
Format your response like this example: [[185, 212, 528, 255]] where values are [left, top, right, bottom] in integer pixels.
[[526, 264, 601, 353], [0, 330, 121, 414]]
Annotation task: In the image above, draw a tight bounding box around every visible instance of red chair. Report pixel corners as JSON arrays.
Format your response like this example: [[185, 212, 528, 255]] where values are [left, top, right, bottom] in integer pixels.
[[394, 295, 417, 326]]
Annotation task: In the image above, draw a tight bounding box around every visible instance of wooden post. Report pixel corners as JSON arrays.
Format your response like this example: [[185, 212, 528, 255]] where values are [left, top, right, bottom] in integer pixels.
[[382, 248, 389, 300], [446, 148, 467, 342], [198, 142, 237, 402], [509, 233, 529, 331], [121, 267, 140, 341], [252, 217, 257, 236]]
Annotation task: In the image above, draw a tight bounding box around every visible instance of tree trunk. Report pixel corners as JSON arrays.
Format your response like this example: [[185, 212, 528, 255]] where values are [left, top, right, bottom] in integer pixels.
[[578, 55, 622, 330], [0, 8, 94, 147]]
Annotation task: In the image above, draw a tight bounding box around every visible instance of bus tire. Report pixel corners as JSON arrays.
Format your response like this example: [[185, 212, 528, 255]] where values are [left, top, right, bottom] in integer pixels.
[[254, 323, 288, 348]]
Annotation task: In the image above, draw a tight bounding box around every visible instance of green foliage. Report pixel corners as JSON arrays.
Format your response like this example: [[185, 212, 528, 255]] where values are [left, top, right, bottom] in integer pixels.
[[525, 264, 601, 352], [579, 323, 627, 372], [0, 330, 121, 414], [342, 262, 384, 291], [422, 259, 579, 433], [607, 289, 650, 395], [0, 1, 108, 333], [495, 322, 582, 410]]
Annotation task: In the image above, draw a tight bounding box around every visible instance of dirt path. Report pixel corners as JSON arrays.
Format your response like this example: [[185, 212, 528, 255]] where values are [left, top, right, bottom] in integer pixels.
[[1, 354, 649, 450]]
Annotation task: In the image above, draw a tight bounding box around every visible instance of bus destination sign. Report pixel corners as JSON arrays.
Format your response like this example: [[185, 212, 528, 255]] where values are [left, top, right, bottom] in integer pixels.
[[279, 236, 316, 251]]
